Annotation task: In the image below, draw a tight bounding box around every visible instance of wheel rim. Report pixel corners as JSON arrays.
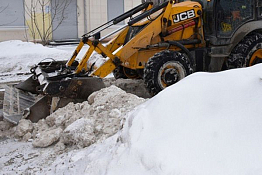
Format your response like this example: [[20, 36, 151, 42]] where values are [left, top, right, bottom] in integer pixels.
[[249, 49, 262, 66], [158, 61, 186, 89], [123, 67, 139, 79]]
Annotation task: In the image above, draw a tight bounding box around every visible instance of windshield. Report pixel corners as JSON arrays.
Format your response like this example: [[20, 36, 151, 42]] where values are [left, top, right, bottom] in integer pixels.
[[216, 0, 253, 37]]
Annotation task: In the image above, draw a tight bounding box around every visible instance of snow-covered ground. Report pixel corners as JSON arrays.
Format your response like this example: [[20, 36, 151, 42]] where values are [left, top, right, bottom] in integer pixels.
[[1, 41, 262, 174], [0, 40, 105, 83]]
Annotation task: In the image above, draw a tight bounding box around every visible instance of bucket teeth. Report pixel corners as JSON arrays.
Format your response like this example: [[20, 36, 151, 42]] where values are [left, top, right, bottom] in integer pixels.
[[3, 85, 37, 124]]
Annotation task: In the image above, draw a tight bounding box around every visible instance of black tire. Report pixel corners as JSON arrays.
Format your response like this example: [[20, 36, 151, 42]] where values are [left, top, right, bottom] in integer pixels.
[[113, 66, 140, 79], [114, 25, 144, 79], [227, 32, 262, 69], [144, 50, 193, 96], [113, 66, 128, 79]]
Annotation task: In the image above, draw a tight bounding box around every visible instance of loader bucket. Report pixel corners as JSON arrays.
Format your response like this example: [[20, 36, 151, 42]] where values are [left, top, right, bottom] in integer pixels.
[[3, 77, 105, 124], [41, 77, 106, 99], [3, 85, 38, 124], [15, 75, 40, 94]]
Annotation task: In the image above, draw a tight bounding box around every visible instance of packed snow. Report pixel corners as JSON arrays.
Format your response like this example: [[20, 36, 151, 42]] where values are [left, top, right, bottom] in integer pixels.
[[1, 40, 262, 175]]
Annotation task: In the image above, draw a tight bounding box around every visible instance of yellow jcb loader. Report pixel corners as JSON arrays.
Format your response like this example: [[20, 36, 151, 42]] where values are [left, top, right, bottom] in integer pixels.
[[4, 0, 262, 124]]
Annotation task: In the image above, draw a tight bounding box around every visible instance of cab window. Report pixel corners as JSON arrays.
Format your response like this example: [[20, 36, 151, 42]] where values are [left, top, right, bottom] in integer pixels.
[[216, 0, 253, 37], [258, 0, 262, 18]]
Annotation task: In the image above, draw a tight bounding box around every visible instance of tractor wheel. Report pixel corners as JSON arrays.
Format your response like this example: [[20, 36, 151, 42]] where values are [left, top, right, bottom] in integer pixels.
[[144, 50, 193, 96], [113, 66, 128, 79], [113, 66, 139, 79], [227, 32, 262, 68]]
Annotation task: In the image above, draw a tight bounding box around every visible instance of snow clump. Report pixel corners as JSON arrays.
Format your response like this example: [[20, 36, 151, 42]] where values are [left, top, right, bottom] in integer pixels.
[[15, 119, 33, 138], [11, 85, 146, 148]]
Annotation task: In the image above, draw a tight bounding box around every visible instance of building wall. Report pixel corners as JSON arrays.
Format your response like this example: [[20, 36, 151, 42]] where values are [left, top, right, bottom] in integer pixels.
[[125, 0, 142, 11], [0, 0, 29, 42], [51, 0, 78, 40], [0, 27, 29, 41], [77, 0, 85, 36], [24, 0, 78, 42], [0, 0, 142, 42], [77, 0, 141, 38]]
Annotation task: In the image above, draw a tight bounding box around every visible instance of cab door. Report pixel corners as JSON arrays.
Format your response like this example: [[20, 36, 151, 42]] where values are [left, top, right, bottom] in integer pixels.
[[215, 0, 254, 38], [257, 0, 262, 18]]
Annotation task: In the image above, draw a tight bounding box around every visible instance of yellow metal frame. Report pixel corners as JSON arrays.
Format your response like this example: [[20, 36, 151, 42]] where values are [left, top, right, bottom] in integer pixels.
[[66, 1, 205, 78]]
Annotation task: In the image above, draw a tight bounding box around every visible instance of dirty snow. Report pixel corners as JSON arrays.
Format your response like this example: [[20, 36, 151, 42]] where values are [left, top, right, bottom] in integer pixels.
[[0, 85, 146, 174], [15, 119, 33, 138], [1, 40, 262, 174]]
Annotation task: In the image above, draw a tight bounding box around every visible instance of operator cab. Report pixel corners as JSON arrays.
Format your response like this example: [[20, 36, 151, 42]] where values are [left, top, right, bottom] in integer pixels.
[[194, 0, 260, 45], [216, 0, 253, 38]]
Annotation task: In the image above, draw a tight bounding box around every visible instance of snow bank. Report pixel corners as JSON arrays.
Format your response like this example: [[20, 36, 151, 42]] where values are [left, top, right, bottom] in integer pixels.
[[2, 65, 262, 174], [0, 40, 71, 75], [95, 64, 262, 175], [47, 64, 262, 175]]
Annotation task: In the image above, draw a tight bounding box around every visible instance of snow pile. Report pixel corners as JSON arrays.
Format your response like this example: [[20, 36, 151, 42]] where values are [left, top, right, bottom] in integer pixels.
[[45, 64, 262, 175], [0, 85, 145, 174], [1, 65, 262, 174], [94, 64, 262, 175], [15, 85, 146, 149], [0, 40, 71, 75]]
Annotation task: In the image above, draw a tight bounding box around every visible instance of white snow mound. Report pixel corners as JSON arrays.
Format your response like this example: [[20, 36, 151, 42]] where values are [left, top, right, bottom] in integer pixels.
[[0, 40, 71, 75], [79, 64, 262, 175]]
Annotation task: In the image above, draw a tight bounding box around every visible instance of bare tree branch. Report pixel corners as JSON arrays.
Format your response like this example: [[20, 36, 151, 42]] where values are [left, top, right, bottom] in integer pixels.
[[23, 0, 72, 45], [0, 4, 8, 13]]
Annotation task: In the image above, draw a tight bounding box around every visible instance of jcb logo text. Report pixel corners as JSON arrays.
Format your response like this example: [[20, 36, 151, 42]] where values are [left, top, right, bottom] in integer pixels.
[[173, 9, 195, 23]]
